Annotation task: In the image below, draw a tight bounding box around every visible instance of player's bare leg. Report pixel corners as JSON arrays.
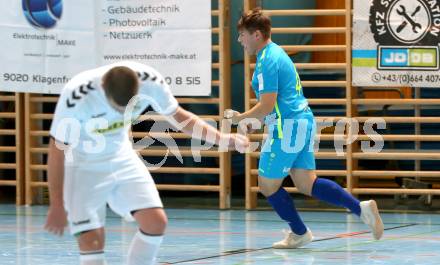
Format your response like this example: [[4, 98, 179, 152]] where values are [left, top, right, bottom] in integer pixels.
[[127, 208, 168, 265]]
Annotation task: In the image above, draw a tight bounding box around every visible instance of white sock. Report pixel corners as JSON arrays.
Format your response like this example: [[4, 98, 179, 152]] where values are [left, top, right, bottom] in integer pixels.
[[80, 251, 107, 265], [127, 231, 163, 265]]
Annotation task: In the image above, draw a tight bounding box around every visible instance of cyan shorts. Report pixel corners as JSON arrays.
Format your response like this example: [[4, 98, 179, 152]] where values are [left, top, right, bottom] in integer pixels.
[[258, 112, 316, 179]]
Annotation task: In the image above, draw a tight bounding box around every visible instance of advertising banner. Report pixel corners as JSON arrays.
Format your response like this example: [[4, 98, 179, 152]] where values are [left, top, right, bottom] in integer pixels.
[[0, 0, 211, 95], [353, 0, 440, 87], [0, 0, 96, 94]]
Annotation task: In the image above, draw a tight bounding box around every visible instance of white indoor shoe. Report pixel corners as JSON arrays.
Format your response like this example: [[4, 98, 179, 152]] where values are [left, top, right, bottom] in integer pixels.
[[360, 200, 384, 240], [272, 228, 313, 249]]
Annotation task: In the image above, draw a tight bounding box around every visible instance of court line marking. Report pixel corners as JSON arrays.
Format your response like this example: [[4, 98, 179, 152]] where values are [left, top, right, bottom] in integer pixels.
[[306, 227, 440, 253], [161, 223, 417, 264], [167, 217, 428, 226], [1, 211, 437, 226]]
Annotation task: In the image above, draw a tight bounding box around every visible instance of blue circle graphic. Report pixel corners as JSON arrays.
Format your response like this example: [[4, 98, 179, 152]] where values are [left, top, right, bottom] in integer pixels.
[[22, 0, 63, 29]]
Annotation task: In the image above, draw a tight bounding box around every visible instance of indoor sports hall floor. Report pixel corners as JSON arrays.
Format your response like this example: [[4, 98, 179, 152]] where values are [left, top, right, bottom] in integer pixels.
[[1, 205, 439, 264]]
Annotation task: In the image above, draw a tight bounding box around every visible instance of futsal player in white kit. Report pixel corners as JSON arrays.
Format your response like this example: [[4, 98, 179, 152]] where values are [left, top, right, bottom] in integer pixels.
[[44, 61, 249, 265]]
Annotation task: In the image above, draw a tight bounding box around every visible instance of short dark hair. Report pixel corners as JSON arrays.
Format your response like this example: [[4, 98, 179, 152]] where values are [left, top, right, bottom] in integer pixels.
[[102, 66, 139, 106], [237, 8, 271, 40]]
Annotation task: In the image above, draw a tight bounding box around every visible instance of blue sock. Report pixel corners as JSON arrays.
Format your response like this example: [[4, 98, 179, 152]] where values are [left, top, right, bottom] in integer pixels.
[[311, 178, 361, 216], [267, 187, 307, 235]]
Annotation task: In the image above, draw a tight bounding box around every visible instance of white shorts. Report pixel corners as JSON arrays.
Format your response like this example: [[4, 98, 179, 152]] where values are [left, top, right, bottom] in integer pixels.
[[63, 151, 163, 235]]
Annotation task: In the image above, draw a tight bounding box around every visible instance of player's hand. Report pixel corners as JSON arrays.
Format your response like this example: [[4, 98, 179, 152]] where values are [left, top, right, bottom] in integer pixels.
[[44, 205, 67, 236], [224, 109, 241, 124], [233, 133, 250, 153], [220, 133, 249, 153], [238, 122, 257, 135]]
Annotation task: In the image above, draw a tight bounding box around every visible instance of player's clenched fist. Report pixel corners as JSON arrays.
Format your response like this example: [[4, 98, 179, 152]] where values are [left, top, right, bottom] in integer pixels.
[[224, 109, 241, 124]]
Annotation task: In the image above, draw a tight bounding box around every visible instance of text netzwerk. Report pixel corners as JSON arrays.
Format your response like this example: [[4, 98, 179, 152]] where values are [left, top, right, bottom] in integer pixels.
[[108, 31, 152, 40]]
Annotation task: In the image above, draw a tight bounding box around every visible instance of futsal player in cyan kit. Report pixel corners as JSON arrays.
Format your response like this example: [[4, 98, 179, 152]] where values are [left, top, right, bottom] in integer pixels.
[[44, 61, 249, 265], [227, 8, 384, 248]]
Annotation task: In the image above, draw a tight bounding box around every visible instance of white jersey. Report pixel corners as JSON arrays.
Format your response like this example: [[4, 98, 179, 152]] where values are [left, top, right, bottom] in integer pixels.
[[49, 61, 179, 159]]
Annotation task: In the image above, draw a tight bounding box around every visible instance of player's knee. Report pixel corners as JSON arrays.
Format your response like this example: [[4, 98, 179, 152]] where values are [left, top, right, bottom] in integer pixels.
[[153, 214, 168, 234], [258, 183, 279, 197], [291, 176, 313, 196], [141, 215, 167, 235], [135, 209, 168, 235], [296, 182, 312, 195], [78, 229, 105, 251]]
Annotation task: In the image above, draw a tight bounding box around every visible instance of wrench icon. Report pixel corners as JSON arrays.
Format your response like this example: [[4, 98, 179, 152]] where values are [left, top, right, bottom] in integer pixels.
[[396, 5, 422, 33], [396, 6, 421, 33]]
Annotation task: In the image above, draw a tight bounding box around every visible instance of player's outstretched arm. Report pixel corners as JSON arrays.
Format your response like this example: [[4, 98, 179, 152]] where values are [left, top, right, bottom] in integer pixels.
[[226, 92, 277, 124], [44, 138, 67, 236], [166, 106, 249, 153]]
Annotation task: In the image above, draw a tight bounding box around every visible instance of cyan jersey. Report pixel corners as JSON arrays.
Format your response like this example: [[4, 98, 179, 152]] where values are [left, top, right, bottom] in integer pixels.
[[251, 42, 310, 139]]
